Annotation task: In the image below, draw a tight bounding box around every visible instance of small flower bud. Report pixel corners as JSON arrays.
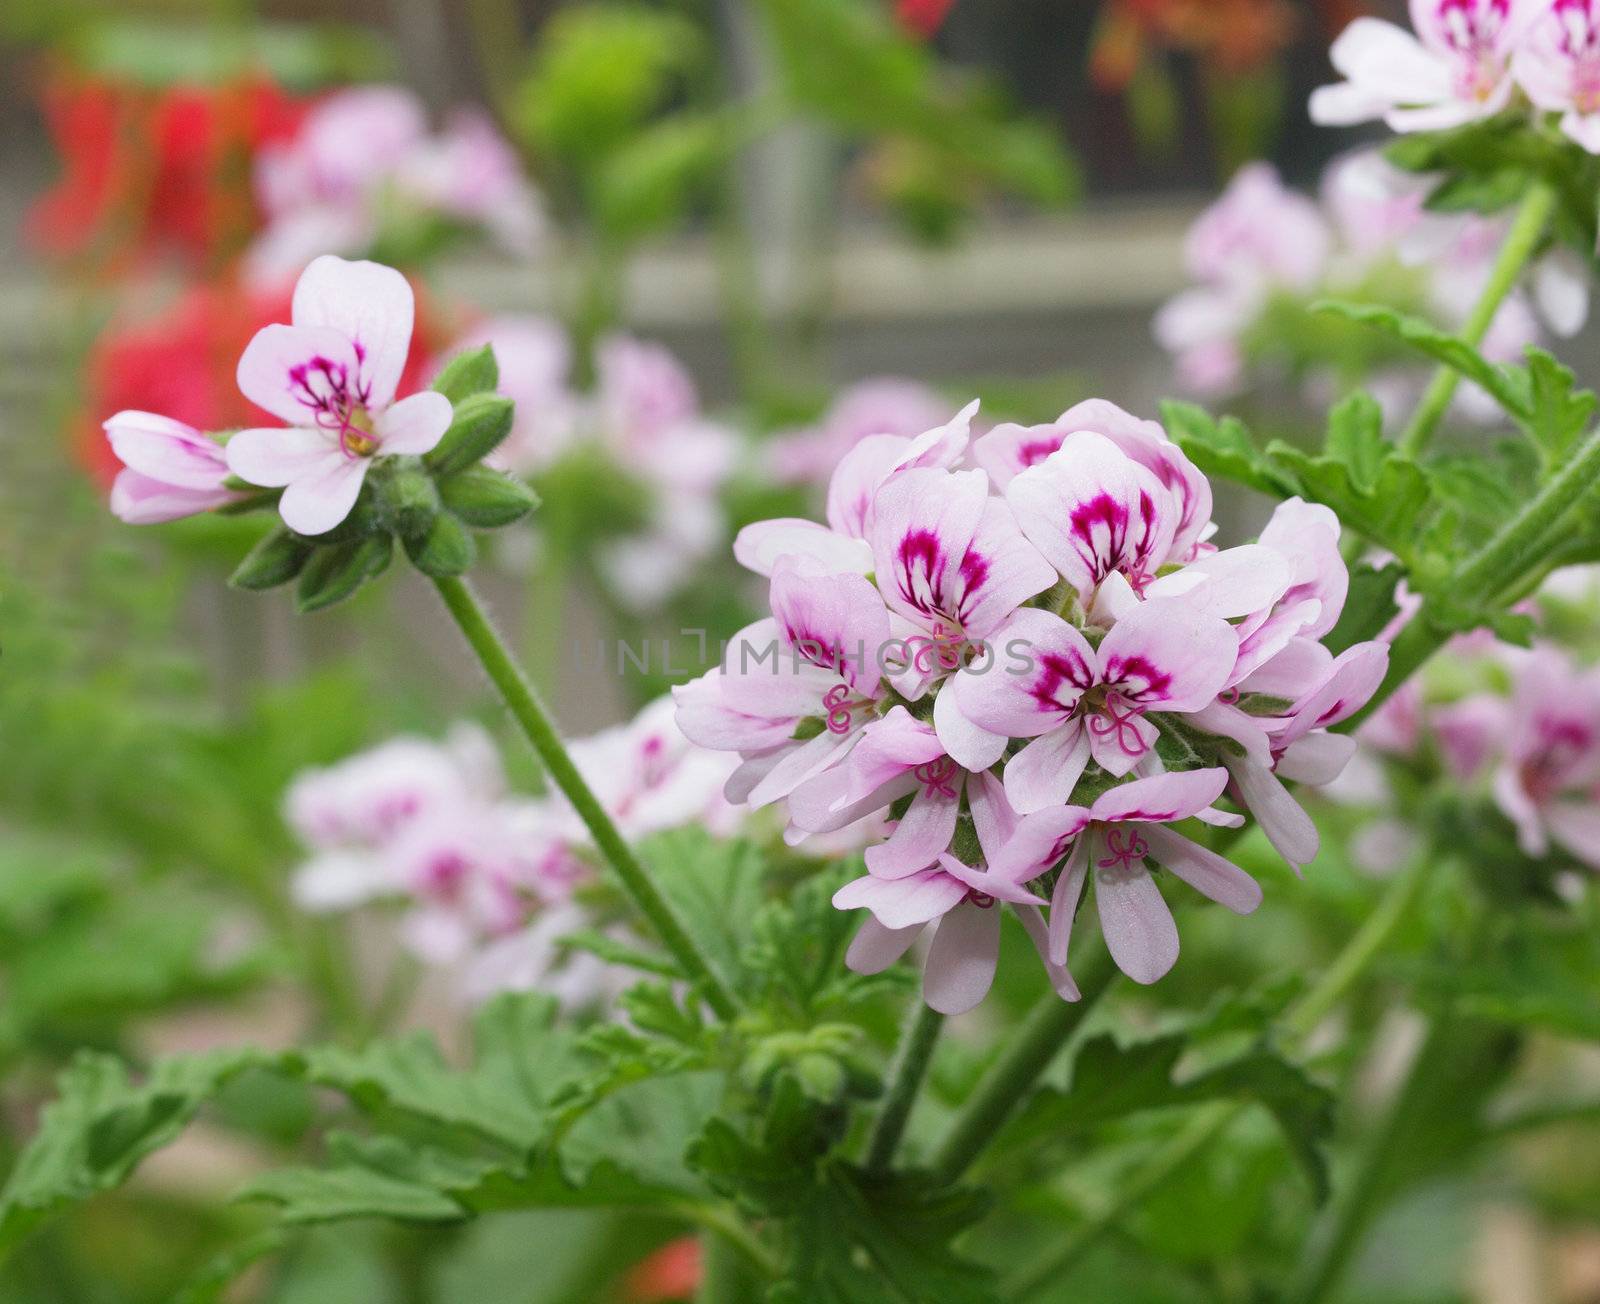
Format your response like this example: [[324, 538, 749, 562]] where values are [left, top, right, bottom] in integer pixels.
[[230, 525, 315, 591], [378, 461, 443, 540], [431, 344, 500, 405], [404, 512, 478, 577], [424, 394, 516, 478], [296, 535, 394, 613], [438, 465, 540, 528]]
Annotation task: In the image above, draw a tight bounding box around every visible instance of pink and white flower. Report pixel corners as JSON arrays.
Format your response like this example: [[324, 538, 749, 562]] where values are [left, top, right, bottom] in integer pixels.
[[953, 600, 1238, 812], [1514, 0, 1600, 151], [1310, 1, 1533, 133], [1043, 769, 1263, 986], [228, 256, 453, 535], [103, 411, 242, 524], [833, 771, 1079, 1014]]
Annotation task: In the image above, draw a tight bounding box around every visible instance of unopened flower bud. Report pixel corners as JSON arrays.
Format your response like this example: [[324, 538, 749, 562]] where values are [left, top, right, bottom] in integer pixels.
[[296, 535, 394, 613], [404, 512, 477, 577], [230, 525, 315, 591], [438, 465, 539, 528], [425, 394, 516, 477]]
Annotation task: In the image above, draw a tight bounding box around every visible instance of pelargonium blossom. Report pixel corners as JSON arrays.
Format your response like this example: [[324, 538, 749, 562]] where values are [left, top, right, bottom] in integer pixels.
[[228, 255, 453, 535], [1310, 1, 1532, 133], [1515, 0, 1600, 150], [680, 396, 1384, 1008], [103, 411, 243, 524]]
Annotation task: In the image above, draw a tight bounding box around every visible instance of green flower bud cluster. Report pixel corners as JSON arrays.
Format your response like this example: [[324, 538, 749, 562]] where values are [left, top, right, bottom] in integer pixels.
[[228, 345, 539, 612]]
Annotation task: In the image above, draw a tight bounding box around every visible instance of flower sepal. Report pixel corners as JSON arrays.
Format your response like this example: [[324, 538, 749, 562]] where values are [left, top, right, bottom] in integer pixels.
[[229, 525, 315, 592], [430, 343, 501, 405], [437, 465, 541, 528], [295, 535, 394, 613], [403, 513, 478, 578], [424, 393, 517, 478]]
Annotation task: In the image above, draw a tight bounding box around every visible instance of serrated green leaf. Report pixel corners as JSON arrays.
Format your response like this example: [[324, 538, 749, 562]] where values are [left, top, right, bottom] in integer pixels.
[[1314, 301, 1528, 420], [639, 829, 766, 995], [1160, 401, 1296, 498], [1325, 561, 1404, 656], [1505, 347, 1597, 466]]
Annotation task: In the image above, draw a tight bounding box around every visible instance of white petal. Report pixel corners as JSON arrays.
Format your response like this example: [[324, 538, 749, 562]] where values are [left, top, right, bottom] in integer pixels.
[[923, 901, 1000, 1014]]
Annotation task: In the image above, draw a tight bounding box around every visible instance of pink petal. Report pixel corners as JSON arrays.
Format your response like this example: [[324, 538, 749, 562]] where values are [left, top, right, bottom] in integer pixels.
[[1086, 708, 1159, 777], [1004, 723, 1092, 814], [1015, 904, 1081, 1002], [866, 781, 962, 879], [1145, 545, 1291, 619], [953, 607, 1095, 738], [771, 559, 892, 698], [225, 426, 339, 489], [922, 900, 1000, 1014], [1545, 801, 1600, 870], [833, 868, 966, 930], [959, 498, 1058, 639], [1047, 836, 1091, 966], [989, 804, 1091, 883], [936, 855, 1047, 906], [109, 471, 233, 524], [869, 466, 990, 627], [1090, 768, 1229, 826], [933, 681, 1008, 772], [104, 411, 228, 490], [744, 728, 856, 808], [1225, 755, 1319, 870], [236, 323, 364, 427], [291, 255, 416, 410], [1140, 825, 1262, 914], [966, 770, 1019, 855], [1094, 862, 1179, 985], [375, 390, 453, 455], [826, 433, 918, 539], [278, 452, 370, 536], [1099, 597, 1238, 712], [734, 519, 872, 577], [845, 917, 923, 974], [971, 421, 1067, 488], [1274, 732, 1358, 786], [672, 672, 798, 753]]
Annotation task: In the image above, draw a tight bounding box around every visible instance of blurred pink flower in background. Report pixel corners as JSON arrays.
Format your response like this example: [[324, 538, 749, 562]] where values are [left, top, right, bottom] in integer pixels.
[[765, 378, 951, 487]]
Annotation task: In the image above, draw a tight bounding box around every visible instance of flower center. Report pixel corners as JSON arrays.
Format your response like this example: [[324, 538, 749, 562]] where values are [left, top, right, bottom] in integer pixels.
[[821, 684, 871, 735]]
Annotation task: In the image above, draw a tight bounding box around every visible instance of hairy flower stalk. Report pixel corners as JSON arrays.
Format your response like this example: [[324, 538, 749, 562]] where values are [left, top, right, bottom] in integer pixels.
[[433, 575, 741, 1021]]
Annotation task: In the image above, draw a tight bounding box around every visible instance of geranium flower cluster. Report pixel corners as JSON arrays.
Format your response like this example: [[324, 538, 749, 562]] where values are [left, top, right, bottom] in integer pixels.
[[436, 316, 740, 609], [245, 85, 543, 288], [1155, 152, 1585, 404], [676, 399, 1389, 1013], [1312, 0, 1600, 150], [288, 698, 739, 1006]]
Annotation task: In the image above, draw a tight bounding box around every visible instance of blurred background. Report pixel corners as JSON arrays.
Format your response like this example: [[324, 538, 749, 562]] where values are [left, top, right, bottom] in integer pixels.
[[4, 3, 1600, 1303]]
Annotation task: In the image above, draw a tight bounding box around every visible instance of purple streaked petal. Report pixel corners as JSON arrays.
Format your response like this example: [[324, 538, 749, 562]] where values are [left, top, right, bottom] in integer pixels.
[[953, 608, 1095, 738], [971, 420, 1067, 488], [291, 255, 415, 410], [958, 498, 1058, 639], [869, 466, 989, 628], [770, 559, 892, 698], [104, 411, 228, 490], [237, 323, 365, 428], [1099, 597, 1238, 712], [1140, 825, 1262, 914], [1089, 768, 1229, 826], [923, 899, 1001, 1014], [989, 804, 1092, 883], [833, 868, 967, 930]]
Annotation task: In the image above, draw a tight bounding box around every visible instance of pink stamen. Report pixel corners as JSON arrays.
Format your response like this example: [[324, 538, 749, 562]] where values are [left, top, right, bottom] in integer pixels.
[[822, 684, 858, 735], [1097, 828, 1149, 872], [965, 890, 996, 909], [1087, 692, 1148, 757], [913, 757, 959, 799]]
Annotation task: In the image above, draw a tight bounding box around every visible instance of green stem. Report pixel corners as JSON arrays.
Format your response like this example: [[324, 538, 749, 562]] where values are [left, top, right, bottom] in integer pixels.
[[1008, 854, 1435, 1298], [1398, 181, 1556, 458], [432, 576, 739, 1021], [698, 1229, 760, 1303], [931, 957, 1115, 1186], [1341, 420, 1600, 734], [864, 1002, 946, 1172]]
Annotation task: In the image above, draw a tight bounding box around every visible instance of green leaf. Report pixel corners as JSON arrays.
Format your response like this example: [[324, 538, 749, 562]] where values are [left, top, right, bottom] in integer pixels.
[[0, 1048, 276, 1257], [999, 1029, 1335, 1200], [425, 393, 517, 477], [439, 465, 540, 529], [1504, 347, 1597, 466], [1424, 166, 1527, 215], [638, 829, 766, 996], [592, 111, 730, 243], [432, 344, 501, 405], [1160, 401, 1296, 498], [240, 1147, 472, 1225], [1313, 301, 1529, 420]]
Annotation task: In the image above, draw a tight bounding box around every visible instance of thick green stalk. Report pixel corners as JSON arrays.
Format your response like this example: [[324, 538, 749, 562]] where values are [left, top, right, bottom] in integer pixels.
[[432, 576, 739, 1021], [864, 1002, 946, 1172], [1399, 181, 1557, 458], [931, 958, 1115, 1186]]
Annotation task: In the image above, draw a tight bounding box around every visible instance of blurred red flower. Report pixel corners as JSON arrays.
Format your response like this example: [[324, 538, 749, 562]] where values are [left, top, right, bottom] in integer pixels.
[[895, 0, 957, 39], [79, 278, 442, 488], [27, 66, 308, 273], [621, 1236, 702, 1302]]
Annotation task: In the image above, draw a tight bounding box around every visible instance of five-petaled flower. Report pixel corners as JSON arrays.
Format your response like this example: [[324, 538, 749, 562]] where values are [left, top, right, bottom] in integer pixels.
[[228, 255, 453, 535]]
